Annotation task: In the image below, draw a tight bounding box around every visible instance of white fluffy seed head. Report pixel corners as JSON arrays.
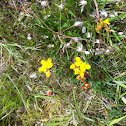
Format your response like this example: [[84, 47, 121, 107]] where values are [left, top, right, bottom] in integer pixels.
[[84, 51, 90, 55], [41, 1, 48, 7], [82, 27, 86, 33], [76, 44, 83, 52], [73, 21, 83, 27], [100, 10, 108, 18], [47, 44, 54, 48], [118, 32, 123, 35], [58, 4, 65, 9], [79, 0, 87, 6], [87, 32, 91, 38]]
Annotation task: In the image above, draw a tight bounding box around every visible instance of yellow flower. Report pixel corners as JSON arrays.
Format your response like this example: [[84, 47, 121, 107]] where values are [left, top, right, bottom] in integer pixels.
[[95, 18, 110, 32], [40, 58, 53, 69], [46, 70, 51, 78], [39, 58, 53, 78], [103, 18, 110, 25]]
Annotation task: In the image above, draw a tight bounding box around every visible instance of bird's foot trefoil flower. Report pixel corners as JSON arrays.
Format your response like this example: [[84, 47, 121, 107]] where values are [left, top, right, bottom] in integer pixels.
[[95, 18, 111, 33], [70, 56, 91, 91], [39, 58, 53, 78]]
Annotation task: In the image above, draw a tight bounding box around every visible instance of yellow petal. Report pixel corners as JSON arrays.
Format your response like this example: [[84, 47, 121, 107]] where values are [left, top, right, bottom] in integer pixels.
[[80, 62, 86, 71], [86, 64, 91, 69], [74, 68, 80, 75], [39, 66, 46, 72], [75, 60, 82, 67], [70, 64, 75, 69], [47, 58, 52, 63], [75, 57, 81, 62], [100, 19, 103, 22], [41, 60, 46, 65], [100, 22, 104, 27], [104, 18, 110, 25], [80, 72, 84, 78], [46, 70, 51, 78], [47, 63, 53, 69]]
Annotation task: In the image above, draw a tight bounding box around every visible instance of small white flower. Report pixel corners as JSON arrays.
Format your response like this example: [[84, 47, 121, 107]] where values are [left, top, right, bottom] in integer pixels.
[[84, 51, 90, 55], [47, 44, 54, 48], [118, 32, 123, 35], [41, 1, 48, 7], [82, 26, 86, 33], [100, 10, 108, 18], [27, 34, 31, 40], [30, 73, 37, 79], [76, 44, 83, 52], [73, 21, 83, 27], [55, 4, 65, 9], [79, 0, 87, 13], [87, 32, 91, 38]]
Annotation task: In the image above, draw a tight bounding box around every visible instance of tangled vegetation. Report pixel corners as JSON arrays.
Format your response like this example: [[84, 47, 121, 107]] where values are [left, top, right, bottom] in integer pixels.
[[0, 0, 126, 125]]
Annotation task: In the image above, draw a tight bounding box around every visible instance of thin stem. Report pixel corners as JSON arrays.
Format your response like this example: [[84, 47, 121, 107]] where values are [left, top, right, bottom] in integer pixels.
[[27, 10, 58, 35], [60, 25, 74, 33], [93, 0, 100, 22]]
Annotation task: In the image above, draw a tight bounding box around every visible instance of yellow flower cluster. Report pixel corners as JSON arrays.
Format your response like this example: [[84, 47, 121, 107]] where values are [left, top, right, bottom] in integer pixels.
[[70, 57, 91, 79], [39, 58, 53, 78], [95, 18, 111, 32]]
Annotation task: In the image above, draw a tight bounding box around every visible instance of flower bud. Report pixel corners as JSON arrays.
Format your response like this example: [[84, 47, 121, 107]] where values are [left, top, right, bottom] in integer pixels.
[[47, 91, 53, 96]]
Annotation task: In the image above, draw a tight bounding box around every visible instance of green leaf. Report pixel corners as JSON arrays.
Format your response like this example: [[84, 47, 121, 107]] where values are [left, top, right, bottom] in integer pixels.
[[100, 0, 120, 2], [46, 121, 67, 126], [118, 83, 126, 89], [68, 10, 76, 18], [4, 46, 27, 64], [108, 115, 126, 126], [121, 97, 126, 104]]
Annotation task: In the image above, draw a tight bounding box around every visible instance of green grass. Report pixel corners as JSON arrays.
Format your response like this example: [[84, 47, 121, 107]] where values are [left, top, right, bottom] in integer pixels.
[[0, 0, 126, 125]]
